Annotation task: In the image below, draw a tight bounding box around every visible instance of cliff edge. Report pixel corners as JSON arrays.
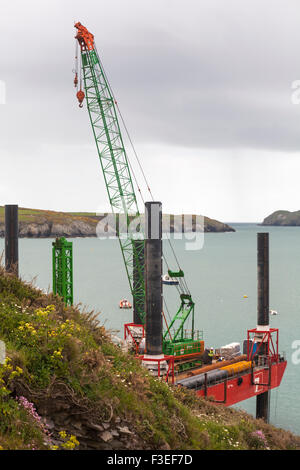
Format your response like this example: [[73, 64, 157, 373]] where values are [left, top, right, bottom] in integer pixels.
[[0, 207, 235, 237]]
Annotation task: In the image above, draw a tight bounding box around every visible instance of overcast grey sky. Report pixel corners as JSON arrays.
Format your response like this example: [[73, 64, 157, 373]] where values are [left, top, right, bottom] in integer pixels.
[[1, 0, 300, 222]]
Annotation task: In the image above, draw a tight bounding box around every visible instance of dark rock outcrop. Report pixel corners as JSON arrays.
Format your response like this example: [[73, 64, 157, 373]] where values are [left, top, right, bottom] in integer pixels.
[[0, 221, 99, 238]]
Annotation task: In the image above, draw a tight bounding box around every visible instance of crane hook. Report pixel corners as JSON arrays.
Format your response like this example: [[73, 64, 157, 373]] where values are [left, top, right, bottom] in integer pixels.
[[76, 89, 85, 108]]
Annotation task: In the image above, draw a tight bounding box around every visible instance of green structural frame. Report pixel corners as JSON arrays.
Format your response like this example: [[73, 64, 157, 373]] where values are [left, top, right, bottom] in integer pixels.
[[80, 47, 145, 323], [163, 293, 199, 356], [52, 237, 73, 306], [162, 270, 200, 355], [163, 294, 195, 343]]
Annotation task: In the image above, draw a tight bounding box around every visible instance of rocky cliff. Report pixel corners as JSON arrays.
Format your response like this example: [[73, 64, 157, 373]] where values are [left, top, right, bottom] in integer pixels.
[[0, 207, 235, 237]]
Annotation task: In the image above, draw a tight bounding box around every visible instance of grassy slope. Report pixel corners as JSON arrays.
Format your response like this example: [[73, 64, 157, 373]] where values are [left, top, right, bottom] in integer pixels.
[[0, 270, 299, 450], [0, 207, 98, 226]]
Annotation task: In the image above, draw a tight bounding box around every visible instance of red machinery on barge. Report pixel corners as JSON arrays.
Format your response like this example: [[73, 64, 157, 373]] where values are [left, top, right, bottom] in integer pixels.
[[185, 327, 286, 406], [124, 323, 286, 407], [195, 358, 286, 406]]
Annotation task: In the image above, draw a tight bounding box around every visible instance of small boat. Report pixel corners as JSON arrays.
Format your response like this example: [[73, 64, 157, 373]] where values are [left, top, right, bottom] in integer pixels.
[[270, 309, 278, 316], [119, 299, 132, 309], [162, 274, 179, 286]]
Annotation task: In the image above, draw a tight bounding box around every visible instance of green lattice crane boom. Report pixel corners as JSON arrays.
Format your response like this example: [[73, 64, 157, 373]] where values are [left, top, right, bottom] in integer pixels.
[[73, 23, 200, 352], [74, 22, 145, 323]]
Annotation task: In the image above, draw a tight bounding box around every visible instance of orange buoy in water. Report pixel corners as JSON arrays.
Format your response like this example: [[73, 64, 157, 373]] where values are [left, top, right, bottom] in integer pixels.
[[76, 89, 85, 108], [119, 299, 132, 309]]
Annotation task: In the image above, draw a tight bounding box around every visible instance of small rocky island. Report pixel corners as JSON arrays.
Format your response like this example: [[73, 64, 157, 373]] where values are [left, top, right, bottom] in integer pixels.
[[262, 210, 300, 226], [0, 207, 235, 238]]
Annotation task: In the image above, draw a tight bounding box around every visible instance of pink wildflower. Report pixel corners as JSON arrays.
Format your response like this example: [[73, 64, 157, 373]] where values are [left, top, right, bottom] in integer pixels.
[[17, 396, 52, 446]]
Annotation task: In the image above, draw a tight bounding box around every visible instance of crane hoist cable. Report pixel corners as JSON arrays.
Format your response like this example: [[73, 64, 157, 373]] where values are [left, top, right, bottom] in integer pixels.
[[92, 50, 145, 206], [74, 40, 79, 88], [76, 52, 85, 108], [95, 47, 155, 202]]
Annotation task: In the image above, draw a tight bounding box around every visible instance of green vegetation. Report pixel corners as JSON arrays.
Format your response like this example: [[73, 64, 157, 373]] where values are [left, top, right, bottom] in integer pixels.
[[0, 206, 99, 225], [0, 267, 298, 450]]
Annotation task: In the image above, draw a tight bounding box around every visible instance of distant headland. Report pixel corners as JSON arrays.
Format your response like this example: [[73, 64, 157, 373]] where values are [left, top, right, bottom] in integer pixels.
[[261, 210, 300, 227], [0, 207, 235, 238]]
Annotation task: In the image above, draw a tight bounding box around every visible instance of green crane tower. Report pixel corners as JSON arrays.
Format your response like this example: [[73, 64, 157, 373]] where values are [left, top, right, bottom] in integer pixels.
[[52, 237, 73, 307], [74, 22, 145, 323], [73, 23, 202, 360]]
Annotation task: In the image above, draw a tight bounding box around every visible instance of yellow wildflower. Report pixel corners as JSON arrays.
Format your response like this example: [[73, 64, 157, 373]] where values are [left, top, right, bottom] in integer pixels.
[[59, 431, 67, 439]]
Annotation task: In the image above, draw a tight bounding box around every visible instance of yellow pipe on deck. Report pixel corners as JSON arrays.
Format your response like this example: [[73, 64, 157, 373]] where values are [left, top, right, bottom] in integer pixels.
[[220, 361, 252, 376]]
